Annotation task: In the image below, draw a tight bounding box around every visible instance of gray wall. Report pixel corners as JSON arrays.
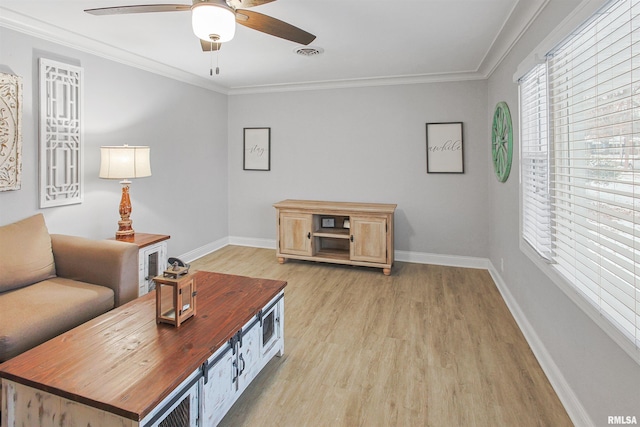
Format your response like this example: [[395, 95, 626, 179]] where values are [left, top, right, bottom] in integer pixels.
[[487, 1, 640, 425], [0, 28, 229, 256], [228, 82, 490, 257], [3, 1, 640, 423]]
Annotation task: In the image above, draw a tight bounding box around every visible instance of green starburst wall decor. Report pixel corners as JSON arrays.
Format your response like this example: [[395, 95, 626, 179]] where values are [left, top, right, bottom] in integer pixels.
[[491, 101, 513, 182]]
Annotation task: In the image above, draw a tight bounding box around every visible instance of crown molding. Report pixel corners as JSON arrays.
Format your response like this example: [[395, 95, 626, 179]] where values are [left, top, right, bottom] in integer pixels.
[[226, 71, 486, 95], [1, 0, 549, 95], [0, 7, 229, 94], [477, 0, 549, 78], [228, 0, 550, 95]]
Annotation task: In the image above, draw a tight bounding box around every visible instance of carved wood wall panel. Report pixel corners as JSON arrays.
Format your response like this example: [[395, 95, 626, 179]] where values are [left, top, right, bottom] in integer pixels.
[[0, 73, 23, 191]]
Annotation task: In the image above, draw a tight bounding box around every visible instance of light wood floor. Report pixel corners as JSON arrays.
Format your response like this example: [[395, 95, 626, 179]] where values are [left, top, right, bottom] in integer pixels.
[[190, 246, 572, 427]]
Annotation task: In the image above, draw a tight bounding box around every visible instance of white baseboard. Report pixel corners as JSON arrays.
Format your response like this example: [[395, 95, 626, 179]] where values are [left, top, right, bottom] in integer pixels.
[[204, 238, 491, 270], [228, 236, 277, 249], [488, 263, 593, 427], [178, 236, 230, 263], [178, 236, 275, 263], [395, 249, 491, 269]]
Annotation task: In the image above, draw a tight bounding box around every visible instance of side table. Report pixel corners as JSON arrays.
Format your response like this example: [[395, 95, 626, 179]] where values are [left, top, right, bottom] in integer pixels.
[[113, 233, 170, 296]]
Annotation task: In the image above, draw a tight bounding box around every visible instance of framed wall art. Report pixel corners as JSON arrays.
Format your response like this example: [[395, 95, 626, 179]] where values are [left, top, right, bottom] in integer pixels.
[[0, 73, 23, 191], [426, 122, 464, 173], [39, 58, 84, 207], [243, 127, 270, 171]]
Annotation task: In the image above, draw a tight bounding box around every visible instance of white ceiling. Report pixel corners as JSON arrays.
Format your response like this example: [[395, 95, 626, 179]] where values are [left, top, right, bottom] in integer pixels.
[[0, 0, 548, 94]]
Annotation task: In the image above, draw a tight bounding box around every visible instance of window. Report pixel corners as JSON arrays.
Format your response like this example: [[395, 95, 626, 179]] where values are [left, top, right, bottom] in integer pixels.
[[521, 63, 552, 260], [520, 0, 640, 357]]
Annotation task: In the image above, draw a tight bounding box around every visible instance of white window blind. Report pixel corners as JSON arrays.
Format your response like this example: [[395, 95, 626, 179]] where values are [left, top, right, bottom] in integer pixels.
[[521, 0, 640, 352], [521, 63, 552, 259]]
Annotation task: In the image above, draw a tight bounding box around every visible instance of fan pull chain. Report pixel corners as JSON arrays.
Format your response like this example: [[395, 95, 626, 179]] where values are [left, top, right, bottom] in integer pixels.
[[210, 40, 214, 76], [216, 41, 220, 75], [209, 40, 221, 76]]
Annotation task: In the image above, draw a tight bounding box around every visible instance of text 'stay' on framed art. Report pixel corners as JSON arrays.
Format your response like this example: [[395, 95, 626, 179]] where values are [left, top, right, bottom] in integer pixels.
[[243, 127, 270, 171]]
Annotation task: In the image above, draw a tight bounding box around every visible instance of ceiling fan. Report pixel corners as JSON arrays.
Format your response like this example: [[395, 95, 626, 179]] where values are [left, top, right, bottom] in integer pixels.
[[84, 0, 316, 52]]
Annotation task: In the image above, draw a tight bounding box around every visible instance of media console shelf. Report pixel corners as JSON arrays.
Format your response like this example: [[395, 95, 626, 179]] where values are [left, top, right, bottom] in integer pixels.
[[274, 199, 396, 275]]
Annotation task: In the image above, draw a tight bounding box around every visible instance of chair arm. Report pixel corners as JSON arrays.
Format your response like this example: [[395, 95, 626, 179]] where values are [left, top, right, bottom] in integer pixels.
[[50, 234, 139, 307]]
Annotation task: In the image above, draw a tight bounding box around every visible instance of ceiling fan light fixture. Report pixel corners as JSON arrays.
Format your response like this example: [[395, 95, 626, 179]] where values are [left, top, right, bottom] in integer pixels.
[[192, 2, 236, 43]]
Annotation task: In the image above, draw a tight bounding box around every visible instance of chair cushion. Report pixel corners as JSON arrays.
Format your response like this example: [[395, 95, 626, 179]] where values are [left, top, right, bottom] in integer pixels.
[[0, 277, 114, 362], [0, 214, 56, 292]]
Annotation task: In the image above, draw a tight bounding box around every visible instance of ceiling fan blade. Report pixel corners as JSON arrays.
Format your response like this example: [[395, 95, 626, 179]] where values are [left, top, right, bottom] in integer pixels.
[[200, 39, 223, 52], [84, 4, 190, 15], [227, 0, 276, 9], [236, 10, 315, 45]]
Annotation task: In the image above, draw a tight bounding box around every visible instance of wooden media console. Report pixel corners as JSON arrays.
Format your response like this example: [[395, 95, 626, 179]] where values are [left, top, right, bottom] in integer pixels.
[[274, 199, 396, 275]]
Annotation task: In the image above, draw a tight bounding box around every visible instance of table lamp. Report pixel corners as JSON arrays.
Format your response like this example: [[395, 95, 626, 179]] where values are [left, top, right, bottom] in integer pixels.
[[99, 145, 151, 239]]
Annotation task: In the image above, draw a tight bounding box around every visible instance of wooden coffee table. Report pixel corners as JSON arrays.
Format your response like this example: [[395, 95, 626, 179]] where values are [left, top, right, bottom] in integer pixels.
[[0, 271, 286, 427]]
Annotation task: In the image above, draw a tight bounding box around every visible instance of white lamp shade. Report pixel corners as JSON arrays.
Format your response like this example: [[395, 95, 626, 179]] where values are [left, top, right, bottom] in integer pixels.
[[99, 146, 151, 179], [192, 1, 236, 43]]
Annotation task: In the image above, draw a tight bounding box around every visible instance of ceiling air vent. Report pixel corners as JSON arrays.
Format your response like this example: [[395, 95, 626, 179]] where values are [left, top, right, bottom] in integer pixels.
[[294, 47, 324, 57]]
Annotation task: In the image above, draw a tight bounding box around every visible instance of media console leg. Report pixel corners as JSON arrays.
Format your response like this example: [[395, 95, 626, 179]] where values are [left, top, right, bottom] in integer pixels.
[[277, 257, 286, 264], [383, 268, 391, 276]]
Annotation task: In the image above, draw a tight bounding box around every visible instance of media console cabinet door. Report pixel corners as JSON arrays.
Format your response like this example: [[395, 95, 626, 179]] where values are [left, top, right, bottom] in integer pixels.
[[350, 216, 388, 264], [278, 212, 313, 256]]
